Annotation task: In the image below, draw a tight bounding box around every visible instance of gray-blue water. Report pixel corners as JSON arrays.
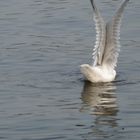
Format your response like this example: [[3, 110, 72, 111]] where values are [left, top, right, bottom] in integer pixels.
[[0, 0, 140, 140]]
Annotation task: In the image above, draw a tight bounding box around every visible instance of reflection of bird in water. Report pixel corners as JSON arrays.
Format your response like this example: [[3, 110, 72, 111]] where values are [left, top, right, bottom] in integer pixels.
[[81, 81, 118, 116], [81, 81, 118, 125], [80, 0, 129, 83], [81, 81, 119, 138]]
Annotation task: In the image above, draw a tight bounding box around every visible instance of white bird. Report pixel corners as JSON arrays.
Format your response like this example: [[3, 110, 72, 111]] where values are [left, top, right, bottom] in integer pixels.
[[80, 0, 129, 83]]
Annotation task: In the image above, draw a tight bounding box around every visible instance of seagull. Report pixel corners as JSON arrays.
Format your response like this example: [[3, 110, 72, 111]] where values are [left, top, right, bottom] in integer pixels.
[[80, 0, 129, 83]]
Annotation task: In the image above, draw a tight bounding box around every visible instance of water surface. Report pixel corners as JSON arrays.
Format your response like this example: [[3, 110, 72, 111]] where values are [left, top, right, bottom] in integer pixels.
[[0, 0, 140, 140]]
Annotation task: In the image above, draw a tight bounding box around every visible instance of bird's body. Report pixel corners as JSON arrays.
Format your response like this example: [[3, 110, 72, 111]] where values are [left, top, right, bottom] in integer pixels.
[[80, 64, 116, 83], [80, 0, 129, 83]]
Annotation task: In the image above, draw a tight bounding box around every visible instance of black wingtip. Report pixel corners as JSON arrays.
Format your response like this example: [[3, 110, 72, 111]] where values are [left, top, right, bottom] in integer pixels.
[[90, 0, 97, 12], [90, 0, 95, 10]]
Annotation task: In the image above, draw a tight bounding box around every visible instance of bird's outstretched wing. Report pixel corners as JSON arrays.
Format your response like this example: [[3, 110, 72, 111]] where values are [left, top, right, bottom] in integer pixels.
[[90, 0, 106, 66], [102, 0, 129, 69]]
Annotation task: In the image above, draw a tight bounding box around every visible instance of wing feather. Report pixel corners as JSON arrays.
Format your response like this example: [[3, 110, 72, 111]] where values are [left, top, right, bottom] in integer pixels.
[[90, 0, 106, 66], [102, 0, 129, 69]]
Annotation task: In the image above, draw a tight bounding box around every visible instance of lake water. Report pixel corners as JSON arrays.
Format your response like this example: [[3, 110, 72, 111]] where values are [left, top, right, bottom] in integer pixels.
[[0, 0, 140, 140]]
